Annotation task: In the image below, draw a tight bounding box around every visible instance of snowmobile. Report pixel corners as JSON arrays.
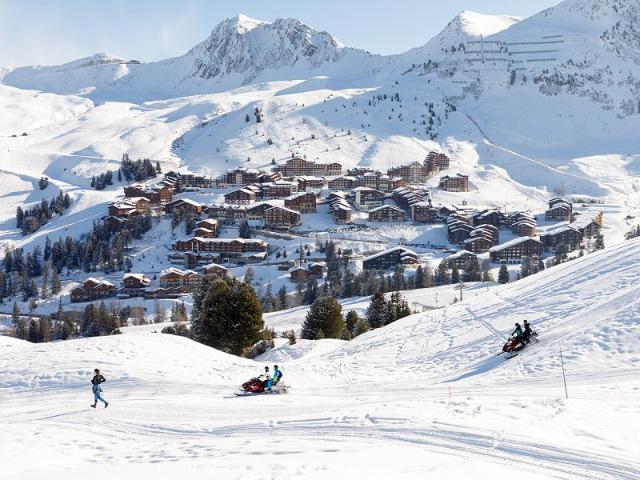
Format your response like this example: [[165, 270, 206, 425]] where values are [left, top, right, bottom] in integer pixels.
[[234, 377, 289, 397], [500, 331, 538, 359]]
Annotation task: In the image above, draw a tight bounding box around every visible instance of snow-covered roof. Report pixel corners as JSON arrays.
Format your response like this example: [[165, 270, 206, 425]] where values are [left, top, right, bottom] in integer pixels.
[[489, 237, 541, 252], [203, 263, 228, 270], [364, 247, 416, 262], [265, 205, 300, 215], [446, 250, 477, 259], [123, 273, 149, 281], [368, 205, 404, 213]]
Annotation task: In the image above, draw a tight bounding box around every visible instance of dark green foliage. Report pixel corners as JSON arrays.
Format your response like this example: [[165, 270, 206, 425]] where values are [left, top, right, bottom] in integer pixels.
[[345, 310, 360, 336], [498, 264, 510, 284], [301, 296, 344, 340], [366, 291, 387, 329], [161, 323, 190, 337], [462, 257, 482, 282], [190, 276, 264, 355], [239, 220, 253, 239]]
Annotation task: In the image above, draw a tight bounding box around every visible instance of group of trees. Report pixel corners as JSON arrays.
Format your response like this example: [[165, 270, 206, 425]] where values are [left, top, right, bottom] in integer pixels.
[[16, 192, 72, 235], [92, 155, 161, 190], [1, 217, 152, 305], [625, 225, 640, 240], [171, 207, 196, 235], [119, 155, 161, 182], [300, 289, 412, 341], [13, 301, 81, 343], [38, 176, 49, 190]]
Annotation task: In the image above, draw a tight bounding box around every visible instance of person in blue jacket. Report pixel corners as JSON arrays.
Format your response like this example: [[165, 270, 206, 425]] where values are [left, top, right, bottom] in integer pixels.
[[272, 365, 283, 386], [91, 368, 109, 408]]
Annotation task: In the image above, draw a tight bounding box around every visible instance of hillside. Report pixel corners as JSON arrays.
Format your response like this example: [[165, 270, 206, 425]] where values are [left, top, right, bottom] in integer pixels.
[[2, 237, 639, 479]]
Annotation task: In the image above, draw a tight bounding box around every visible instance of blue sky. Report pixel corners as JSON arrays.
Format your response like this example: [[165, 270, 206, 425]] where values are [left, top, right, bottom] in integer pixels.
[[0, 0, 560, 67]]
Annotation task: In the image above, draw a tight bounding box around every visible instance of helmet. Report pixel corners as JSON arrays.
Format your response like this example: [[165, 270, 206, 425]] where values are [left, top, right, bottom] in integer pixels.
[[515, 323, 520, 326], [264, 366, 269, 371], [274, 365, 279, 369]]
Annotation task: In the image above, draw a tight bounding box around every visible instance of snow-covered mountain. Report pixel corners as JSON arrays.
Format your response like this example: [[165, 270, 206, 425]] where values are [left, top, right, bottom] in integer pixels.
[[2, 15, 379, 101], [2, 0, 640, 253]]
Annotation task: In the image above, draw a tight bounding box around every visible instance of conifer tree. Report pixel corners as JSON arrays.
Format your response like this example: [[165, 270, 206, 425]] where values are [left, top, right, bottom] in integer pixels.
[[367, 291, 387, 329], [301, 296, 344, 340], [498, 264, 510, 284]]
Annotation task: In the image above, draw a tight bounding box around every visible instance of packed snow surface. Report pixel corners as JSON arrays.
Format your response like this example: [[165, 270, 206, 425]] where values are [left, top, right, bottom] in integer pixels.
[[2, 238, 640, 479]]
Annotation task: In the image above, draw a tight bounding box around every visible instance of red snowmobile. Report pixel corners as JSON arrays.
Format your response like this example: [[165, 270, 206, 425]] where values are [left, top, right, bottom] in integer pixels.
[[501, 331, 538, 359], [235, 377, 288, 396]]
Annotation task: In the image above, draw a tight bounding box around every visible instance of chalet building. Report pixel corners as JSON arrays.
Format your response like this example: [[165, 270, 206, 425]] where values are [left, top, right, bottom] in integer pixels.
[[170, 250, 266, 269], [224, 188, 257, 205], [171, 172, 214, 191], [351, 187, 384, 211], [70, 278, 117, 303], [295, 176, 326, 191], [328, 176, 356, 190], [122, 273, 151, 290], [446, 250, 478, 269], [489, 238, 544, 264], [246, 201, 280, 220], [206, 203, 246, 224], [471, 224, 499, 244], [387, 161, 429, 184], [425, 151, 450, 174], [164, 198, 206, 215], [363, 247, 418, 271], [172, 237, 268, 257], [284, 192, 317, 213], [203, 263, 229, 277], [572, 216, 602, 239], [411, 202, 437, 223], [308, 262, 324, 277], [289, 266, 312, 283], [329, 200, 352, 223], [540, 226, 583, 251], [264, 206, 302, 230], [505, 211, 535, 228], [159, 268, 203, 292], [108, 202, 139, 218], [193, 227, 217, 238], [387, 177, 408, 190], [124, 184, 171, 206], [196, 219, 219, 236], [512, 219, 537, 237], [346, 167, 373, 176], [472, 210, 504, 227], [274, 157, 342, 177], [215, 167, 270, 187], [392, 187, 426, 210], [439, 174, 469, 192], [368, 205, 406, 222], [258, 181, 298, 199], [361, 171, 382, 188], [464, 236, 495, 254], [448, 223, 474, 243], [545, 203, 573, 221]]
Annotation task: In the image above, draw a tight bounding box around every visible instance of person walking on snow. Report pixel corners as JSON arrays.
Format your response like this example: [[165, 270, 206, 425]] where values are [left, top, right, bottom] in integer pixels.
[[91, 368, 109, 408]]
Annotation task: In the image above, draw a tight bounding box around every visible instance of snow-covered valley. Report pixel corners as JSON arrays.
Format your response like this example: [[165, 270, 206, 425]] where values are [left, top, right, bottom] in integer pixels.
[[2, 237, 639, 479], [2, 0, 640, 477]]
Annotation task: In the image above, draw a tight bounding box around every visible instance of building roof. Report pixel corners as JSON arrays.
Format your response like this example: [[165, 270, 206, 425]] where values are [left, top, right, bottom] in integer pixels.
[[489, 237, 541, 252], [364, 247, 417, 262], [368, 205, 405, 214]]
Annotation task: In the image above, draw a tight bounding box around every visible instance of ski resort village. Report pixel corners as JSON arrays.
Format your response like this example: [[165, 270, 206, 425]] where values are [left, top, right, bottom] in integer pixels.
[[1, 0, 639, 478]]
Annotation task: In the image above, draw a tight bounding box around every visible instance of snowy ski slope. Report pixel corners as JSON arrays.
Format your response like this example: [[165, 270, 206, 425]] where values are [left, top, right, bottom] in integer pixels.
[[1, 238, 639, 479]]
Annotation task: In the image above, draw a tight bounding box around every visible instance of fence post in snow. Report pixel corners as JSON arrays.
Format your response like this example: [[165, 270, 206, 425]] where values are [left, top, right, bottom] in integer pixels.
[[559, 343, 569, 400]]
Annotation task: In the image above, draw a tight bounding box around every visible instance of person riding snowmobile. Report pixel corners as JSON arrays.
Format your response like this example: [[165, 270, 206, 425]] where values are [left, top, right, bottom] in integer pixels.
[[512, 323, 525, 347], [522, 320, 532, 344], [259, 366, 272, 391], [272, 365, 282, 386]]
